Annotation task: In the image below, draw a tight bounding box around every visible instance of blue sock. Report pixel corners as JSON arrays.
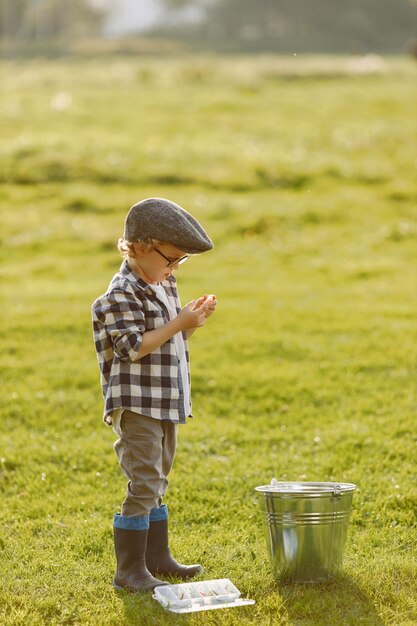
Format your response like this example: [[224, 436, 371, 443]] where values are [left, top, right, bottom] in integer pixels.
[[113, 513, 150, 530], [149, 504, 168, 522]]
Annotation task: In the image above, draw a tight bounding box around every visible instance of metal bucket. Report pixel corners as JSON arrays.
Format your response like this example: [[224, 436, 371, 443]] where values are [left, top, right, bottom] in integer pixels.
[[255, 479, 356, 583]]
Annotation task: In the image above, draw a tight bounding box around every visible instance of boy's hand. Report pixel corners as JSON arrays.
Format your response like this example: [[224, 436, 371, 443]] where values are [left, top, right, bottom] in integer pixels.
[[193, 294, 217, 318], [176, 300, 207, 331]]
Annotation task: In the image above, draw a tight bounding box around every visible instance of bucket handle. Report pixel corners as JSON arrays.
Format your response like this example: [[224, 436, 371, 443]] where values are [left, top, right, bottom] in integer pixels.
[[332, 484, 342, 499]]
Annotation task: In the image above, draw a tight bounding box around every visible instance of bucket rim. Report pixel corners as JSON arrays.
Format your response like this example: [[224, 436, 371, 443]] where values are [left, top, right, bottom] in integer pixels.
[[254, 481, 356, 495]]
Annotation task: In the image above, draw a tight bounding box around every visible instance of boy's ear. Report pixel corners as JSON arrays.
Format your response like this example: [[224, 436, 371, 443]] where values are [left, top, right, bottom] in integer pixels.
[[132, 242, 150, 257]]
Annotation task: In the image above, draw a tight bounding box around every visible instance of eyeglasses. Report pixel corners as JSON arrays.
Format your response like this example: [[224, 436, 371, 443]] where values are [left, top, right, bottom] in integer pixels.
[[154, 247, 190, 268]]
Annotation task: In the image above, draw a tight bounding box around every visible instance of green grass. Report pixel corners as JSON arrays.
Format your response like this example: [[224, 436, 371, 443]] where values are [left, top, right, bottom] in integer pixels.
[[0, 55, 416, 625]]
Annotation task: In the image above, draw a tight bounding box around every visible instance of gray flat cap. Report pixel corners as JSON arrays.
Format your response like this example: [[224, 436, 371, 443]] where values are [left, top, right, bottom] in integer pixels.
[[124, 197, 213, 254]]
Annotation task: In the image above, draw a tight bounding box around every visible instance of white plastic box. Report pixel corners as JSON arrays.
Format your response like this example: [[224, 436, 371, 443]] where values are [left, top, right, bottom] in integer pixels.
[[153, 578, 255, 614]]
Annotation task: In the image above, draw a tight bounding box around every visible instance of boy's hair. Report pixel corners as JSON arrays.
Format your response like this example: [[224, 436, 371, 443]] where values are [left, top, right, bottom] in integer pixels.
[[117, 236, 163, 259]]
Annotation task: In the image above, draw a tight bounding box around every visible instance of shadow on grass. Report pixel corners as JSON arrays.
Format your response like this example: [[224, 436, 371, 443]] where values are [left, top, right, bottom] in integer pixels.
[[114, 588, 190, 626], [279, 574, 385, 626]]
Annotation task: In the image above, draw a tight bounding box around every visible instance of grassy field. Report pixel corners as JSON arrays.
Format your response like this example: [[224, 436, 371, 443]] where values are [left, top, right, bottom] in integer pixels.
[[0, 55, 416, 625]]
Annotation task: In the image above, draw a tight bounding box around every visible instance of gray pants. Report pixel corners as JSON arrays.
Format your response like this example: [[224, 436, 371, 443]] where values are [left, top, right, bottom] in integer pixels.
[[114, 409, 178, 517]]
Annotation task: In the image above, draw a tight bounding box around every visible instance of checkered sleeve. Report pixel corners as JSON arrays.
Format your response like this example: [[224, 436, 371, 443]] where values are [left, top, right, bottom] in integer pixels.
[[96, 287, 145, 362]]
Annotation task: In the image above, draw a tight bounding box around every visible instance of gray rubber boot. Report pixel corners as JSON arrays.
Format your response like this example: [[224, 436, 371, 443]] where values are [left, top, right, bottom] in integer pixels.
[[113, 526, 168, 592], [146, 519, 204, 580]]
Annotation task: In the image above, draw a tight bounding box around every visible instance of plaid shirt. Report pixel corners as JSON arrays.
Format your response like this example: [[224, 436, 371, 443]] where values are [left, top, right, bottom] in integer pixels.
[[92, 260, 191, 425]]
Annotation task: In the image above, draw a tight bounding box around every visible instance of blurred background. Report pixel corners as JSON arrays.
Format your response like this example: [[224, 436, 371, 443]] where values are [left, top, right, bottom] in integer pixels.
[[1, 0, 417, 58]]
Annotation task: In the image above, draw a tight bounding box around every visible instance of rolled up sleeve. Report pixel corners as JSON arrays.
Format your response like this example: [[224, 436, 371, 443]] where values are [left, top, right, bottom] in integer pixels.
[[100, 289, 145, 362]]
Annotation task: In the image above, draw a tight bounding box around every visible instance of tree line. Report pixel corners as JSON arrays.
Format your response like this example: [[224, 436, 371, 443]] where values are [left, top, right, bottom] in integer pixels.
[[1, 0, 416, 55], [157, 0, 417, 54]]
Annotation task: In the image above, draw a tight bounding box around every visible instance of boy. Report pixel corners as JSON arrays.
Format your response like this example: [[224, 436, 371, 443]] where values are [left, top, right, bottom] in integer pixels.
[[92, 197, 216, 592]]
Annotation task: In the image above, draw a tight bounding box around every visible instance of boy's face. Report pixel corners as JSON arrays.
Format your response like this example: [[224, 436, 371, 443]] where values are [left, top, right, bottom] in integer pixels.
[[131, 242, 188, 284]]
